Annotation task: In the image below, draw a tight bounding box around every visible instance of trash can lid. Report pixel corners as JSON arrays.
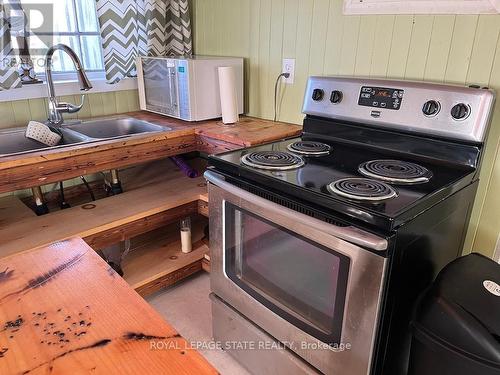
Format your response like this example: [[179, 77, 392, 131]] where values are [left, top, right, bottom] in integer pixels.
[[434, 253, 500, 334], [414, 253, 500, 363]]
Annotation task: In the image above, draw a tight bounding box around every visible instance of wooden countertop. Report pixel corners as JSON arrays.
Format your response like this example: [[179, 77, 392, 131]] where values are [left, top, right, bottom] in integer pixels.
[[0, 237, 217, 375], [0, 112, 302, 194], [133, 112, 302, 147]]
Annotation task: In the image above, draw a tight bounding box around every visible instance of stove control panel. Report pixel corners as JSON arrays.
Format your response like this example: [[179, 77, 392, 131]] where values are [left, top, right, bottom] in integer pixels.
[[358, 87, 404, 110], [303, 76, 496, 143]]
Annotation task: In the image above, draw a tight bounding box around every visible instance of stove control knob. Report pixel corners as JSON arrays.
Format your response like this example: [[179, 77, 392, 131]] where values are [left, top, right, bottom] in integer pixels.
[[330, 90, 343, 104], [422, 100, 440, 117], [451, 103, 470, 120], [312, 89, 325, 101]]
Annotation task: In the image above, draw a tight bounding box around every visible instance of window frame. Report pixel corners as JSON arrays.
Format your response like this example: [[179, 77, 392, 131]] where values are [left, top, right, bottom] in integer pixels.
[[343, 0, 500, 15], [23, 0, 105, 81]]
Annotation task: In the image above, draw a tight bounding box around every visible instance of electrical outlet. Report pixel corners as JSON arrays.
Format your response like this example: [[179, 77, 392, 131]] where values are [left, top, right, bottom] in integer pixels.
[[282, 58, 295, 84]]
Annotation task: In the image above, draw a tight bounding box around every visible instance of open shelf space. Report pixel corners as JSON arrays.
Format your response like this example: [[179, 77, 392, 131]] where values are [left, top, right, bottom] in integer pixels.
[[0, 157, 211, 296], [122, 216, 209, 296], [0, 158, 208, 258]]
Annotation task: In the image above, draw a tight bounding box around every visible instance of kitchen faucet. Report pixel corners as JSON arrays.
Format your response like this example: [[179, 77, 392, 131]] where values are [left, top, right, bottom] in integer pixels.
[[45, 44, 93, 126]]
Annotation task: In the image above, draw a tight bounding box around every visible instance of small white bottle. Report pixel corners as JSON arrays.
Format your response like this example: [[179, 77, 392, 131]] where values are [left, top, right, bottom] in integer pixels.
[[180, 217, 192, 254]]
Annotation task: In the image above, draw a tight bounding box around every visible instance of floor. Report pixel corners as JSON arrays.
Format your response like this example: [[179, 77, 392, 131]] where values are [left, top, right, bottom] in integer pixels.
[[147, 272, 250, 375]]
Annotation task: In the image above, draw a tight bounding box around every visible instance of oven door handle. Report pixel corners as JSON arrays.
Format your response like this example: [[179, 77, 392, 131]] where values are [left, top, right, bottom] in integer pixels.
[[205, 170, 388, 251]]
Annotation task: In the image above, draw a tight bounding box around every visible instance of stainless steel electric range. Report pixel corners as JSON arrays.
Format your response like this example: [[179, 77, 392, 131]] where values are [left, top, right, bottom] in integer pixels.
[[205, 77, 496, 375]]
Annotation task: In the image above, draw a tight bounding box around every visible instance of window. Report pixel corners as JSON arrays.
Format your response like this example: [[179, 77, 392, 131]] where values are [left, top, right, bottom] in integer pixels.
[[344, 0, 500, 15], [13, 0, 104, 80]]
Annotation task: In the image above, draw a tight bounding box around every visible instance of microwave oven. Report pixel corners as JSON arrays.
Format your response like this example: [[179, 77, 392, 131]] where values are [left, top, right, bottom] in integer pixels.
[[136, 56, 244, 122]]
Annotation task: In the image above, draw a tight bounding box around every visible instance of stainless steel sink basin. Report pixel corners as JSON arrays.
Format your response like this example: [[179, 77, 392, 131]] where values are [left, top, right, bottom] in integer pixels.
[[0, 127, 89, 157], [0, 117, 170, 158], [63, 117, 168, 139]]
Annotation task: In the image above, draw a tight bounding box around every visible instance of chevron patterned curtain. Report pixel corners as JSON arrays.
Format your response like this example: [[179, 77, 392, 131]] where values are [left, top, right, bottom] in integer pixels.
[[0, 3, 22, 90], [96, 0, 192, 84]]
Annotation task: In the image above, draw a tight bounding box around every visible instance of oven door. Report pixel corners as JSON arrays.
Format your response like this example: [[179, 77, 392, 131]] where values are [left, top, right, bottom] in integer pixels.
[[206, 171, 388, 375]]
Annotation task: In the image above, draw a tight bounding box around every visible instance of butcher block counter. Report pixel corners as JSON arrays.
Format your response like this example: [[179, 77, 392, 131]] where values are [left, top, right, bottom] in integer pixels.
[[0, 112, 302, 194], [0, 237, 217, 375]]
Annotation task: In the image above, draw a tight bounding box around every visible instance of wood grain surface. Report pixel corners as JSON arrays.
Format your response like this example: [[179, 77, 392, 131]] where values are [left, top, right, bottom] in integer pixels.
[[0, 237, 217, 375], [0, 113, 302, 194], [0, 160, 208, 259], [0, 196, 36, 229], [194, 117, 302, 147], [122, 218, 209, 296]]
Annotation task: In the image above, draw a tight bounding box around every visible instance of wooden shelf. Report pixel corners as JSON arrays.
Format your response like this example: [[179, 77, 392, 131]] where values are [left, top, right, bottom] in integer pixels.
[[0, 158, 211, 296], [0, 195, 36, 228], [123, 218, 209, 296], [0, 159, 208, 259]]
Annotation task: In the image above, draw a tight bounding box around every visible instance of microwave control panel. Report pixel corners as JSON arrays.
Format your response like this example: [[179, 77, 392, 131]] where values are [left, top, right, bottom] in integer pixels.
[[176, 60, 191, 120], [358, 86, 404, 110]]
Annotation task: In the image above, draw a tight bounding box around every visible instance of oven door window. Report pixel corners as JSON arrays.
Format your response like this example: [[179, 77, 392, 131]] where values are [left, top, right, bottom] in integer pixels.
[[224, 203, 350, 345]]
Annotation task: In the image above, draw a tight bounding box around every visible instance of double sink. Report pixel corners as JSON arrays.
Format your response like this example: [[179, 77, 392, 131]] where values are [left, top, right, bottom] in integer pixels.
[[0, 117, 171, 157]]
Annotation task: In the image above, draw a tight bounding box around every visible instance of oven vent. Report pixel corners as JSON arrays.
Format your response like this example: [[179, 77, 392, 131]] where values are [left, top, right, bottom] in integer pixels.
[[240, 183, 348, 227]]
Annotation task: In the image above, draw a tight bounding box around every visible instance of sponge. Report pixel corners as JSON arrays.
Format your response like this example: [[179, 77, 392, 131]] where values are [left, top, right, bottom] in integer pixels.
[[25, 121, 62, 147]]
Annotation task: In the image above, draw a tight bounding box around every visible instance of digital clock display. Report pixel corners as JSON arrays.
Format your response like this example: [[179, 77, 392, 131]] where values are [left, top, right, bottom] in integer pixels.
[[358, 86, 404, 110], [373, 89, 392, 98]]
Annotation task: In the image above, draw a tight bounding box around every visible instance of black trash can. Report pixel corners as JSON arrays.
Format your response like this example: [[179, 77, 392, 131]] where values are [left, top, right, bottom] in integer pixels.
[[409, 253, 500, 375]]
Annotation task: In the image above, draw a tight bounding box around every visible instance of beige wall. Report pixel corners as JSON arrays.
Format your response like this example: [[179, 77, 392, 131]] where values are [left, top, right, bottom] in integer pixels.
[[192, 0, 500, 257], [0, 90, 140, 128]]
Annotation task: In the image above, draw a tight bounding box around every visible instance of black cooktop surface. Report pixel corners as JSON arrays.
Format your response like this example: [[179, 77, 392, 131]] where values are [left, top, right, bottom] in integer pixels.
[[209, 136, 476, 230]]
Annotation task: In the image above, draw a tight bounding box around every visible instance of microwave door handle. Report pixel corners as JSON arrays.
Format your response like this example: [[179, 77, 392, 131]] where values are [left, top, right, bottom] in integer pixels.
[[204, 170, 388, 252]]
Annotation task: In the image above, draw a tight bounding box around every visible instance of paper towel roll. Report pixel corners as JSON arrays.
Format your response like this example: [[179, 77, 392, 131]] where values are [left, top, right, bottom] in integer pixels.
[[218, 66, 239, 124]]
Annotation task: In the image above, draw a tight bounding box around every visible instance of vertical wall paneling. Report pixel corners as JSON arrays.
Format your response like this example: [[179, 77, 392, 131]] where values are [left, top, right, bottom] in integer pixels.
[[424, 16, 455, 82], [267, 0, 286, 119], [404, 16, 434, 80], [386, 15, 414, 78], [11, 100, 32, 125], [28, 98, 47, 121], [0, 102, 15, 128], [309, 0, 331, 76], [248, 0, 262, 116], [323, 0, 346, 76], [88, 93, 105, 118], [466, 15, 500, 86], [464, 24, 500, 252], [114, 90, 131, 114], [0, 90, 139, 128], [278, 0, 299, 122], [125, 90, 140, 112], [77, 94, 93, 119], [256, 1, 272, 120], [368, 15, 395, 78], [444, 15, 478, 84], [101, 92, 118, 116], [288, 0, 314, 124], [354, 17, 377, 76], [338, 15, 361, 75]]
